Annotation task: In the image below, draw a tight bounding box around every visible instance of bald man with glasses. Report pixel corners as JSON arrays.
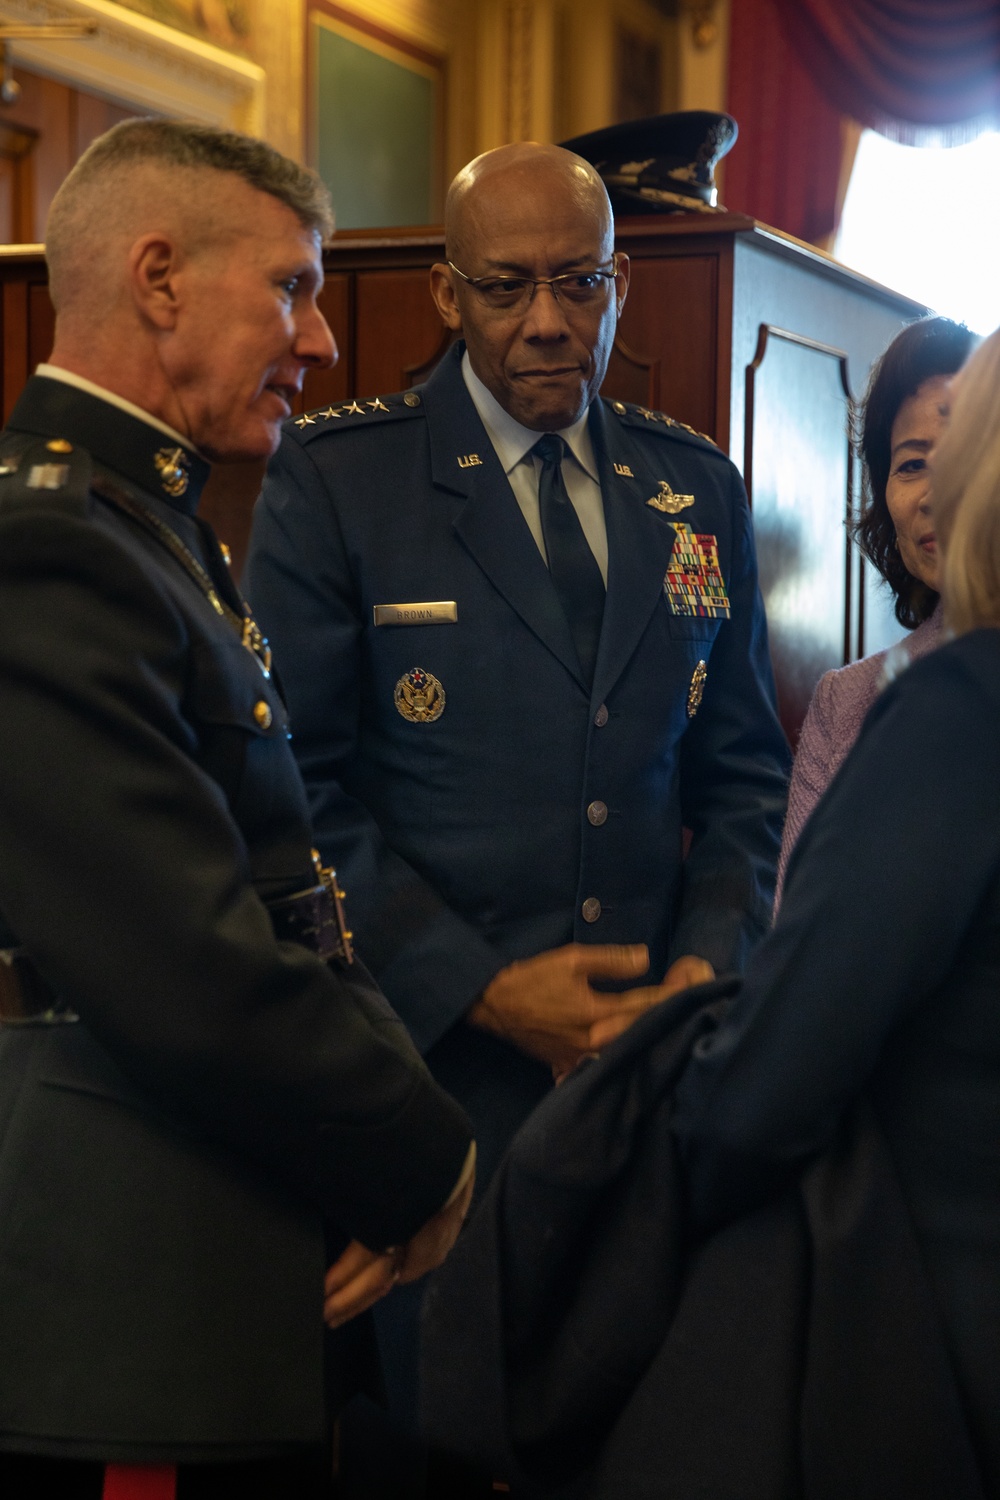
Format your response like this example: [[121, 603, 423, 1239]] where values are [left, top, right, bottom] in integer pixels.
[[249, 138, 789, 1206]]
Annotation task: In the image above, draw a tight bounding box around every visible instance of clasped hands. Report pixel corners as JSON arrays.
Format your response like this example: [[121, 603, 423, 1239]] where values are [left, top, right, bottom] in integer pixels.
[[324, 1148, 475, 1329], [469, 942, 714, 1078], [324, 944, 711, 1329]]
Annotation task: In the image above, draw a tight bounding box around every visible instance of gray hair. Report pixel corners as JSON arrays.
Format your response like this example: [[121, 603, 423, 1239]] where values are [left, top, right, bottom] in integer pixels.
[[46, 118, 333, 310]]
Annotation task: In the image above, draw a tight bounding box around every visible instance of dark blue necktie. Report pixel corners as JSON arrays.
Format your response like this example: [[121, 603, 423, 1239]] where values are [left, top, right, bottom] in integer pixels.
[[533, 434, 605, 686]]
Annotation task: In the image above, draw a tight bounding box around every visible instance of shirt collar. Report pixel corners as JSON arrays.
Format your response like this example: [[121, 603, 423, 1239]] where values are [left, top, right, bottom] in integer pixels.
[[36, 364, 202, 456], [461, 350, 599, 483]]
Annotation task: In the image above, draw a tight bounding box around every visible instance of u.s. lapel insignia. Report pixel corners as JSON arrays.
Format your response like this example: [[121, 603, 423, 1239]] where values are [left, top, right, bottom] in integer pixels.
[[664, 522, 731, 619], [614, 461, 634, 477], [688, 659, 708, 717], [154, 446, 190, 497], [647, 480, 694, 514], [394, 667, 446, 723]]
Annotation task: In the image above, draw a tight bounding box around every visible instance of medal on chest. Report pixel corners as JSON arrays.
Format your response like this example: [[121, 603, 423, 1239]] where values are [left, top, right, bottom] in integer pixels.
[[663, 522, 731, 619]]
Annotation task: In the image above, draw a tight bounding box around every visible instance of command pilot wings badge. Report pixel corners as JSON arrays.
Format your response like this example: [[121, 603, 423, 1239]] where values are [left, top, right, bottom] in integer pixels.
[[647, 479, 695, 514]]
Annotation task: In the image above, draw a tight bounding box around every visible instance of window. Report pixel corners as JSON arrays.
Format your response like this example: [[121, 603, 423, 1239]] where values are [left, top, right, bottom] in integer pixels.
[[836, 128, 1000, 335]]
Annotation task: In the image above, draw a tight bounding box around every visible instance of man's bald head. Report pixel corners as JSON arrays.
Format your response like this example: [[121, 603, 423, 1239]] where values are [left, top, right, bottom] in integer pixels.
[[431, 141, 627, 432], [444, 142, 613, 268], [46, 119, 333, 319]]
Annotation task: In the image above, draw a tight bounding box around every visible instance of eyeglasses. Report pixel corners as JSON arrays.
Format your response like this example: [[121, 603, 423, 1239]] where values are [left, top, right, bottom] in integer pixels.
[[447, 255, 621, 314]]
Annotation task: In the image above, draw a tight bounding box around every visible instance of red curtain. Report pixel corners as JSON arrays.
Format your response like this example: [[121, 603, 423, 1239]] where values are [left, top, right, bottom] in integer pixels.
[[725, 0, 846, 243], [725, 0, 1000, 243], [774, 0, 1000, 142]]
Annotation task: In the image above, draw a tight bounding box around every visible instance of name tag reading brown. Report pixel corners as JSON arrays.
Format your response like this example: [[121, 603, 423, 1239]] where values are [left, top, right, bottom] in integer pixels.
[[373, 601, 459, 627]]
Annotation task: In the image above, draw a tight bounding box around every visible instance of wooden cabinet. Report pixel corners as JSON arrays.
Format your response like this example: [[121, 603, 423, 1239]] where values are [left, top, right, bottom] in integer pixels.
[[0, 216, 925, 741], [0, 248, 53, 419], [602, 214, 926, 740]]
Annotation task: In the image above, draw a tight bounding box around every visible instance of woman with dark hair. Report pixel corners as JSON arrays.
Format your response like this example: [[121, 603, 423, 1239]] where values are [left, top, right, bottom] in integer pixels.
[[775, 315, 975, 902]]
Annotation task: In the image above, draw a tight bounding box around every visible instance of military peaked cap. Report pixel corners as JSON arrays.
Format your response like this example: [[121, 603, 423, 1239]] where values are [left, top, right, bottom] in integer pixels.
[[561, 110, 738, 215]]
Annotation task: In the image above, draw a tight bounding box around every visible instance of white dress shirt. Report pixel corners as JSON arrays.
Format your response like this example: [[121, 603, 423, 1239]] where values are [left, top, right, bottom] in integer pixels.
[[461, 351, 608, 585]]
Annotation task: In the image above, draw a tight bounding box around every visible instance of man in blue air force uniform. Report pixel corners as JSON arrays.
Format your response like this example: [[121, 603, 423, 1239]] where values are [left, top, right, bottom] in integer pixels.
[[248, 142, 790, 1191]]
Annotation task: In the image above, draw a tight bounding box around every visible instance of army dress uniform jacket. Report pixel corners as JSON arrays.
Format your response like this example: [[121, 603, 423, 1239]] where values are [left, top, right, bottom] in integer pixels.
[[0, 376, 472, 1463], [248, 344, 790, 1178]]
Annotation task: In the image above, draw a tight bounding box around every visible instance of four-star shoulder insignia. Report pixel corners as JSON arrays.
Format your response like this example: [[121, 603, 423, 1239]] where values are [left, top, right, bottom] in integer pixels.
[[609, 397, 720, 450], [663, 414, 719, 446], [288, 391, 427, 440]]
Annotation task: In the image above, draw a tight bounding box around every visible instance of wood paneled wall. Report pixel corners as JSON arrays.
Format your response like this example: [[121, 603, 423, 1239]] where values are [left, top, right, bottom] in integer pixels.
[[0, 69, 133, 245]]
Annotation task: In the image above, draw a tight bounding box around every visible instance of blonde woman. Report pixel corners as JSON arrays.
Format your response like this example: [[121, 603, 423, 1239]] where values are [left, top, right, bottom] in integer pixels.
[[673, 324, 1000, 1494]]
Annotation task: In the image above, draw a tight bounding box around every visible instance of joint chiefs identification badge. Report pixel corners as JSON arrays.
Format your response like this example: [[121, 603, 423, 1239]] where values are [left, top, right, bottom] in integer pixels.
[[394, 667, 445, 723], [664, 522, 731, 619]]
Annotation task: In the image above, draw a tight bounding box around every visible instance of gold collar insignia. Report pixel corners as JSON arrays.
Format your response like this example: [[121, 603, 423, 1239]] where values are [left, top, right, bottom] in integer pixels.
[[154, 446, 190, 498]]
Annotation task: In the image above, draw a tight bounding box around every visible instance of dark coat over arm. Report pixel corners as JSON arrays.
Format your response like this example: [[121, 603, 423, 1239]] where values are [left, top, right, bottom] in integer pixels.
[[423, 632, 1000, 1499]]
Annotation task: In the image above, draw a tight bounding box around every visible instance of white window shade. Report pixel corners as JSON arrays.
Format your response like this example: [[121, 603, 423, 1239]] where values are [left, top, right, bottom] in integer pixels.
[[836, 127, 1000, 336]]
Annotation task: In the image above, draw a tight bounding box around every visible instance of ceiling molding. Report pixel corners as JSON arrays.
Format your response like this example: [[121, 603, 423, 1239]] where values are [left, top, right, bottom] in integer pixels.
[[0, 0, 265, 134]]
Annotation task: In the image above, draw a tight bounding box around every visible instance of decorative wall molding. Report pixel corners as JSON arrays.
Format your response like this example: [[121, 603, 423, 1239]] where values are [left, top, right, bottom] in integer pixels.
[[505, 0, 533, 141], [255, 0, 303, 158], [0, 0, 264, 134]]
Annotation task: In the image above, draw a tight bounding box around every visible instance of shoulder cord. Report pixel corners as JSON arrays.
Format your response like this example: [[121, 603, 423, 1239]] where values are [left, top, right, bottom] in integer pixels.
[[90, 472, 272, 676]]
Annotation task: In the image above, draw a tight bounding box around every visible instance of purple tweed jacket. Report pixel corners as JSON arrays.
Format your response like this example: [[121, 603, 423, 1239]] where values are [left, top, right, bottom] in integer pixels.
[[775, 602, 944, 908]]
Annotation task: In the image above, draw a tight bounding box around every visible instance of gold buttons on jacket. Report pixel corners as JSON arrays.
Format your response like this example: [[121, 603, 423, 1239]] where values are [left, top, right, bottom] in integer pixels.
[[253, 700, 273, 729], [587, 801, 608, 826], [581, 897, 602, 923]]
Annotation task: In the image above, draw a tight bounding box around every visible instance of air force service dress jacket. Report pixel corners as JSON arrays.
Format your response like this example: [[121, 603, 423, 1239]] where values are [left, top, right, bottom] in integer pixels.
[[0, 375, 472, 1464], [248, 343, 790, 1175]]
